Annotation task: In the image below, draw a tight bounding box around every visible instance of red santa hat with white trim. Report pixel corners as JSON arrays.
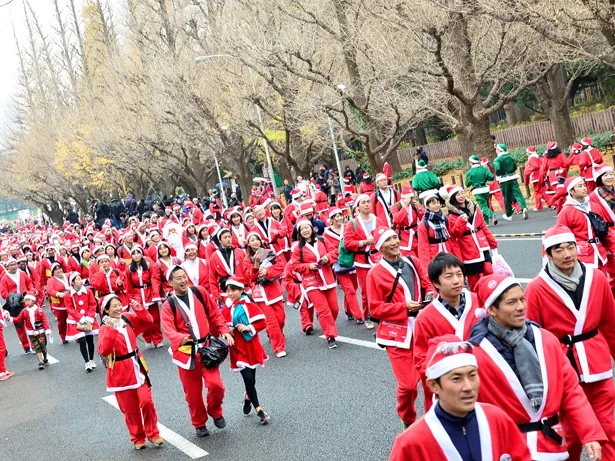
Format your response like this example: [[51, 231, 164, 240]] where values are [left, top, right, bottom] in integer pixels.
[[595, 164, 613, 181], [226, 276, 245, 290], [373, 226, 397, 251], [542, 224, 575, 252], [299, 201, 314, 216], [425, 334, 478, 380], [419, 189, 440, 203], [475, 274, 521, 309], [291, 188, 304, 200], [184, 242, 198, 252], [438, 184, 463, 201], [526, 146, 537, 157], [581, 137, 593, 146], [564, 176, 585, 194], [328, 207, 343, 219], [24, 290, 37, 302], [401, 185, 415, 198], [343, 184, 355, 197], [375, 172, 387, 183], [354, 194, 370, 207]]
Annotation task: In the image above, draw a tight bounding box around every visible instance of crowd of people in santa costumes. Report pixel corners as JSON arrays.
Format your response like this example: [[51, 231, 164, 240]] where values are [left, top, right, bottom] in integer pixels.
[[5, 146, 615, 457]]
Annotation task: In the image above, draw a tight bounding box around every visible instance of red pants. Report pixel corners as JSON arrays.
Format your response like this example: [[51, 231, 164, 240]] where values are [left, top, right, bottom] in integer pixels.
[[14, 322, 31, 351], [387, 346, 419, 425], [52, 307, 68, 341], [337, 272, 363, 320], [258, 300, 286, 354], [0, 324, 6, 374], [143, 303, 163, 346], [563, 378, 615, 461], [355, 266, 371, 319], [532, 182, 547, 210], [178, 358, 225, 428], [115, 384, 160, 444], [306, 288, 339, 339], [299, 302, 314, 332], [547, 186, 567, 212]]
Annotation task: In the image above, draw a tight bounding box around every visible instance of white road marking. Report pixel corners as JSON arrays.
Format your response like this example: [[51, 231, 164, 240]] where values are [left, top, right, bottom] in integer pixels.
[[320, 335, 384, 350], [102, 395, 209, 459], [497, 238, 542, 241], [46, 355, 59, 364]]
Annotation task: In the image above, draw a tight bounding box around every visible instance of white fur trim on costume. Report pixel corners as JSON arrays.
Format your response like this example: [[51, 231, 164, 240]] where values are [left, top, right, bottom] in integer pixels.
[[566, 176, 584, 193], [542, 232, 576, 250], [375, 229, 396, 251], [426, 353, 478, 379], [484, 277, 519, 309]]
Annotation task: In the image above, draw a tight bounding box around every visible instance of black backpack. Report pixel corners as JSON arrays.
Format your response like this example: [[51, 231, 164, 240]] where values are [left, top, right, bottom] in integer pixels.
[[582, 210, 609, 243], [5, 292, 24, 317]]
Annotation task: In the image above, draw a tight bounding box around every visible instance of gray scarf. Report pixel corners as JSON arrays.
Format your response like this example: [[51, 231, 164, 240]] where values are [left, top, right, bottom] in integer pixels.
[[547, 260, 583, 292], [487, 317, 544, 409]]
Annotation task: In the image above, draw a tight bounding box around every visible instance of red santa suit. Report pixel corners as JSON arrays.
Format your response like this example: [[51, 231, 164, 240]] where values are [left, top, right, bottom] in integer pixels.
[[221, 296, 268, 371], [417, 217, 459, 272], [540, 148, 570, 211], [323, 224, 363, 321], [272, 215, 292, 261], [282, 257, 314, 332], [208, 246, 246, 302], [252, 218, 287, 258], [343, 214, 387, 320], [66, 286, 100, 342], [389, 403, 532, 461], [125, 258, 163, 346], [526, 262, 615, 460], [161, 287, 230, 429], [470, 319, 607, 460], [571, 145, 603, 195], [97, 307, 160, 445], [229, 223, 250, 250], [392, 201, 423, 258], [366, 249, 436, 425], [157, 256, 181, 297], [0, 270, 35, 350], [46, 274, 70, 342], [524, 149, 547, 210], [11, 303, 51, 337], [557, 193, 615, 269], [371, 187, 399, 228], [40, 257, 68, 286], [181, 257, 210, 292], [90, 265, 128, 308], [290, 236, 339, 340], [314, 188, 330, 216], [243, 252, 287, 355]]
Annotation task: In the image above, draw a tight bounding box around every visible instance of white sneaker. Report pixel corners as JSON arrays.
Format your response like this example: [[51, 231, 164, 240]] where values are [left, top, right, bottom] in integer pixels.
[[276, 351, 287, 358], [522, 208, 528, 220], [89, 360, 97, 369], [364, 320, 375, 330], [85, 362, 92, 373], [502, 214, 512, 221]]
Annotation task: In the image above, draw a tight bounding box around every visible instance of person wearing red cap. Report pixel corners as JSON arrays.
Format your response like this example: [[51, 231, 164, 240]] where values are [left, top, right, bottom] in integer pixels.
[[443, 185, 497, 290], [526, 224, 615, 460], [181, 243, 210, 291], [391, 185, 424, 258], [390, 335, 531, 461], [417, 190, 459, 272], [413, 253, 484, 412], [252, 205, 287, 257], [557, 176, 615, 271], [291, 219, 340, 348], [90, 254, 129, 308], [358, 172, 374, 194], [208, 228, 246, 305], [470, 274, 606, 460], [0, 258, 35, 353], [371, 172, 400, 228], [570, 138, 604, 195], [243, 232, 287, 357], [291, 201, 326, 241], [161, 266, 234, 437], [46, 262, 70, 344], [117, 232, 137, 264], [284, 188, 305, 226], [66, 272, 99, 371], [343, 194, 388, 329], [156, 242, 182, 298], [323, 208, 363, 323], [124, 247, 163, 347], [39, 246, 68, 288], [313, 183, 330, 216], [540, 141, 571, 212], [98, 295, 164, 449], [366, 226, 436, 428], [228, 210, 249, 249], [269, 202, 292, 261], [223, 277, 271, 425], [524, 146, 548, 211]]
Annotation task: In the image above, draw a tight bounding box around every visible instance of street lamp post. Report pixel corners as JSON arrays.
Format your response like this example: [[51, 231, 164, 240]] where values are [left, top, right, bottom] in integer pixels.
[[216, 128, 229, 209], [327, 85, 346, 182], [194, 54, 278, 198]]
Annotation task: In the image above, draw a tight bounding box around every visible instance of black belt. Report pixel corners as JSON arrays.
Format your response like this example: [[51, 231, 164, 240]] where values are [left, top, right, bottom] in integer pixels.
[[356, 249, 379, 255], [588, 238, 601, 244], [462, 225, 483, 236], [518, 414, 563, 445], [134, 283, 152, 289], [398, 224, 417, 231], [428, 237, 448, 244], [559, 328, 599, 377], [609, 222, 615, 228], [114, 348, 151, 387], [114, 350, 138, 361]]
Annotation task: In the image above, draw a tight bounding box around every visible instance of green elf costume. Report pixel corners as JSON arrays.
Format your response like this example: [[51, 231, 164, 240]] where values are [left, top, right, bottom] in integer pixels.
[[412, 160, 440, 197], [493, 144, 528, 221], [465, 155, 496, 225]]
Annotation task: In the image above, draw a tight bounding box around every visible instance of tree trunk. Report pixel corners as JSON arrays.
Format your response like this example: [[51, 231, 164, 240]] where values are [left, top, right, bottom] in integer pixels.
[[504, 103, 518, 126], [546, 65, 574, 149], [387, 150, 403, 174], [457, 112, 494, 161], [415, 123, 428, 145]]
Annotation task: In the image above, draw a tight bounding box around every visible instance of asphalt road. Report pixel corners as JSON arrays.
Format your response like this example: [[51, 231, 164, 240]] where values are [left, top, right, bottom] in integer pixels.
[[0, 209, 563, 461]]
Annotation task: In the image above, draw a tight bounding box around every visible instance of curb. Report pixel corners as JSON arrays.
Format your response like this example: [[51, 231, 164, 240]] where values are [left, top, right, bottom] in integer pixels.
[[492, 233, 542, 238]]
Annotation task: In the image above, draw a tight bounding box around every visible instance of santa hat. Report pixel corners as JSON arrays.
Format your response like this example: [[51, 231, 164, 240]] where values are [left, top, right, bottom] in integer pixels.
[[595, 164, 613, 181], [373, 226, 397, 251], [49, 262, 62, 274], [184, 242, 198, 252], [225, 276, 244, 290], [299, 202, 314, 216], [208, 225, 221, 238], [79, 247, 90, 257], [262, 197, 273, 208], [296, 219, 313, 229], [165, 206, 172, 212], [564, 176, 584, 193], [475, 274, 520, 309], [375, 173, 387, 183], [363, 172, 370, 180], [96, 254, 110, 263], [581, 137, 592, 146], [419, 189, 439, 203], [245, 231, 261, 243], [130, 245, 143, 255], [526, 146, 537, 157], [70, 242, 80, 249], [216, 227, 231, 239], [354, 194, 370, 206], [69, 271, 81, 286], [314, 184, 321, 191], [291, 188, 303, 200], [100, 294, 120, 313], [546, 141, 557, 151], [480, 157, 489, 166], [92, 245, 104, 255], [439, 185, 463, 201], [400, 185, 415, 199], [571, 142, 582, 152], [425, 335, 478, 380], [417, 160, 427, 171], [243, 212, 254, 221], [24, 291, 36, 301], [542, 224, 575, 251], [328, 207, 343, 219], [343, 184, 355, 196], [469, 155, 480, 164], [172, 204, 181, 210]]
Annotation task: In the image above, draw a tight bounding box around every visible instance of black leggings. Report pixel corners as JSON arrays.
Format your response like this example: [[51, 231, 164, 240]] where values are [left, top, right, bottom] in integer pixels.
[[78, 336, 95, 362], [240, 368, 259, 409]]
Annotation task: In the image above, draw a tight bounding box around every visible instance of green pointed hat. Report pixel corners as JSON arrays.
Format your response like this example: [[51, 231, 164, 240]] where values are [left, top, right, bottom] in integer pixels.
[[496, 143, 507, 152]]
